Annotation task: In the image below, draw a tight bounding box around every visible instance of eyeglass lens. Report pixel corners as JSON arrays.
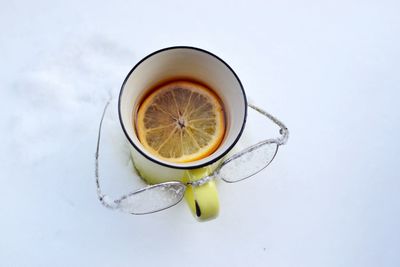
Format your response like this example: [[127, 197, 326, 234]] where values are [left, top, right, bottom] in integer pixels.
[[218, 142, 279, 183], [116, 182, 186, 214]]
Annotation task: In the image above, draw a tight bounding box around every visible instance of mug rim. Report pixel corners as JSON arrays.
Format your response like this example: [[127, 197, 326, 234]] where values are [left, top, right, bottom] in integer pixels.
[[118, 46, 248, 170]]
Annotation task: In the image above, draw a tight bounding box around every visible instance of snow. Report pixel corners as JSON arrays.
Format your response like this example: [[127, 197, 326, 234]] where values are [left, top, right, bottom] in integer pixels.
[[1, 0, 400, 266]]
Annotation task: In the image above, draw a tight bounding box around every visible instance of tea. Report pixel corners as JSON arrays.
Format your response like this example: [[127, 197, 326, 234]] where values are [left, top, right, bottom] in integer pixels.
[[135, 80, 226, 163]]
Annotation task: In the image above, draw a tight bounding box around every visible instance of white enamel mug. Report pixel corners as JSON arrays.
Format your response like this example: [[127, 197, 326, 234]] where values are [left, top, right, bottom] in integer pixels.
[[118, 46, 247, 221]]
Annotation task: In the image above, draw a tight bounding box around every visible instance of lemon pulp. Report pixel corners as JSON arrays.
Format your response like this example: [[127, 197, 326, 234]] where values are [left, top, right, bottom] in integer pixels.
[[136, 80, 225, 163]]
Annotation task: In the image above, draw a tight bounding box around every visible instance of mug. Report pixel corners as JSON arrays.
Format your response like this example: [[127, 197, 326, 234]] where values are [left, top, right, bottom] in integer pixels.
[[118, 46, 247, 221]]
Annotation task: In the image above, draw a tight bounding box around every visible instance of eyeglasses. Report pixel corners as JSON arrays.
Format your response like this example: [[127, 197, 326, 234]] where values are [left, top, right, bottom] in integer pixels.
[[95, 101, 289, 215]]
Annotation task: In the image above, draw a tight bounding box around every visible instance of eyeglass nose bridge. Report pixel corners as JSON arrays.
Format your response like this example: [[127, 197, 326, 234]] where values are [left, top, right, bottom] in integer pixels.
[[186, 175, 215, 187]]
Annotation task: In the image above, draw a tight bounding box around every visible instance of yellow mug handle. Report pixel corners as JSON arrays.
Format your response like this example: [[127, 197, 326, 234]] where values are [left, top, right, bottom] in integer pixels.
[[183, 168, 219, 221]]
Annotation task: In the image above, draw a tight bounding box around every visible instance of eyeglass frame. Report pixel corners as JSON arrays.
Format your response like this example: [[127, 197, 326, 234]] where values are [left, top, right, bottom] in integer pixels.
[[95, 100, 289, 214]]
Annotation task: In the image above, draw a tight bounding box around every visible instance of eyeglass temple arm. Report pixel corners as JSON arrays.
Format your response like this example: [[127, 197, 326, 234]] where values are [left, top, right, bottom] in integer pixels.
[[95, 100, 119, 209], [247, 103, 289, 145]]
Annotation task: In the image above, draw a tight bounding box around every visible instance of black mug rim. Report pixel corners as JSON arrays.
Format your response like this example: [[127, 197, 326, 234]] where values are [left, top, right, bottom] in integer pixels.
[[118, 46, 248, 170]]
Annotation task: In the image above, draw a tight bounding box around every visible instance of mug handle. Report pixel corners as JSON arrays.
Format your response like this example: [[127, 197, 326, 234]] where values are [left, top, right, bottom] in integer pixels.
[[183, 168, 219, 221]]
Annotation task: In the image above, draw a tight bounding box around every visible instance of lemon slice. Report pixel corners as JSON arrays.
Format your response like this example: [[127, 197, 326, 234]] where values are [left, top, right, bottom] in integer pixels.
[[136, 80, 225, 163]]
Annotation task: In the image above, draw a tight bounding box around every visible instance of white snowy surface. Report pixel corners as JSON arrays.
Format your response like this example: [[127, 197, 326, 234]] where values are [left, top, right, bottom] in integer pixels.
[[1, 1, 400, 266]]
